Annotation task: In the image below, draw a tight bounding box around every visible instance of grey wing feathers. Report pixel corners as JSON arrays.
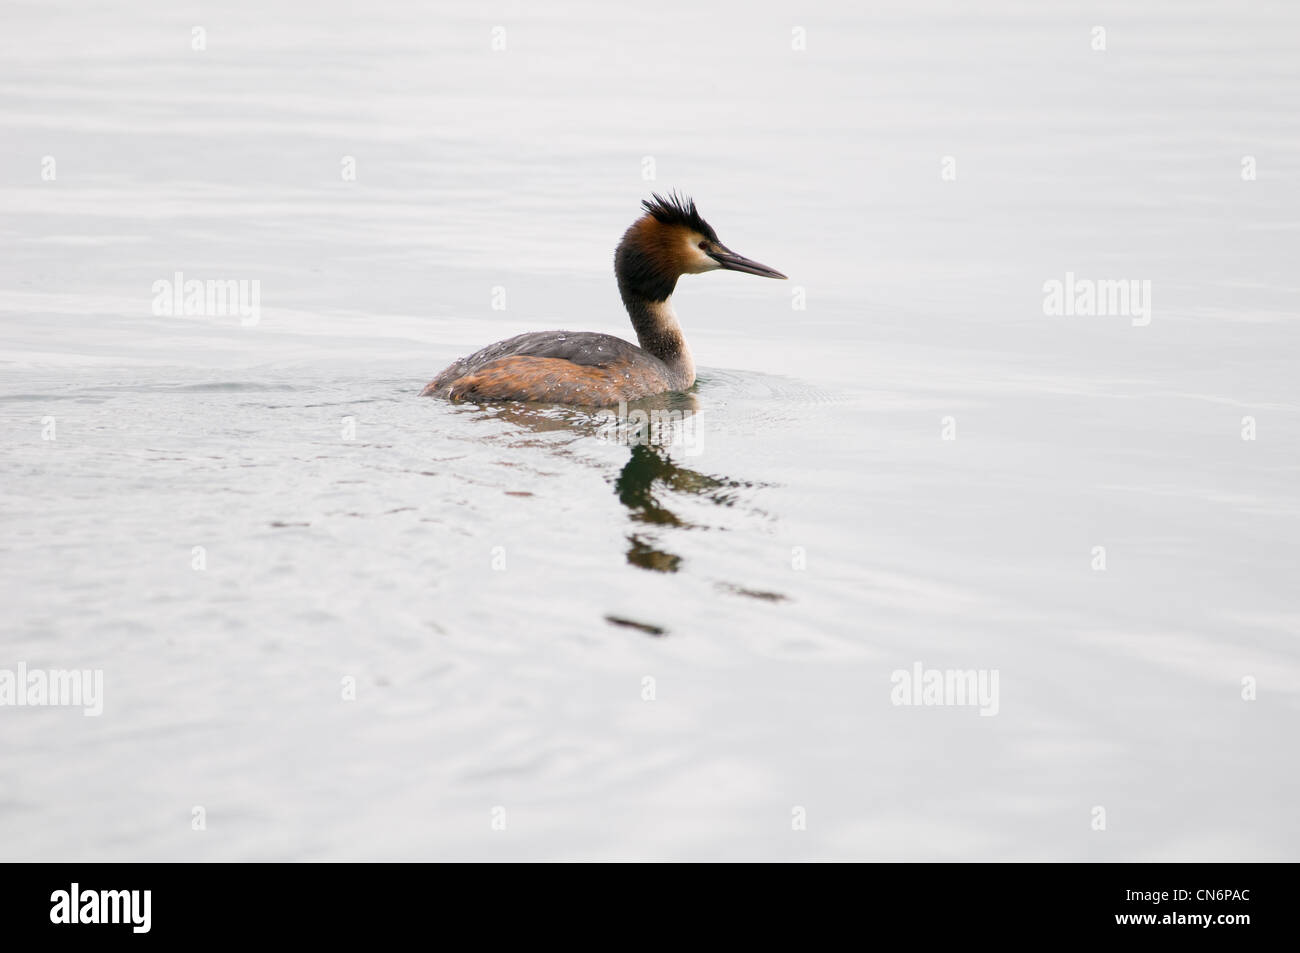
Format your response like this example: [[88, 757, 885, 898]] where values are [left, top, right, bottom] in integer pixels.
[[429, 331, 645, 390], [473, 331, 643, 367]]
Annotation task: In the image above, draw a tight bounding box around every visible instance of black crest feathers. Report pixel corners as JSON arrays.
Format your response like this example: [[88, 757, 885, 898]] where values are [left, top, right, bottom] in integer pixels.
[[641, 191, 718, 242]]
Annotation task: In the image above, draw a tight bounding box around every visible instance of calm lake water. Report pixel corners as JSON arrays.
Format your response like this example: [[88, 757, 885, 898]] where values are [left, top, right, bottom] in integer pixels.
[[1, 0, 1298, 860]]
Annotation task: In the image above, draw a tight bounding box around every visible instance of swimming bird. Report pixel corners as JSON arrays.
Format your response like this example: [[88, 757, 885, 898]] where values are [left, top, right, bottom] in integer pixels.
[[420, 193, 786, 405]]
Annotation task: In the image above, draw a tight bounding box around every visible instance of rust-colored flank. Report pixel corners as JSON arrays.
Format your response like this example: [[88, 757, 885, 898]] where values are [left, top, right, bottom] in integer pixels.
[[421, 354, 669, 404]]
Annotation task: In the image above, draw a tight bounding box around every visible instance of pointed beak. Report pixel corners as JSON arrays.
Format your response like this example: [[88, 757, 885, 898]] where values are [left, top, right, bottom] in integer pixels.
[[709, 244, 787, 279]]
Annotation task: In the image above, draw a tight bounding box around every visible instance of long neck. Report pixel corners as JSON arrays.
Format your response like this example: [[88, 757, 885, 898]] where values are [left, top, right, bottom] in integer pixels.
[[615, 231, 696, 389], [620, 293, 695, 389]]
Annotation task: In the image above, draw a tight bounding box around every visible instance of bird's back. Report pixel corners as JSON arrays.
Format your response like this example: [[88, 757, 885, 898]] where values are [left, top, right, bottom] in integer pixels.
[[421, 330, 675, 405]]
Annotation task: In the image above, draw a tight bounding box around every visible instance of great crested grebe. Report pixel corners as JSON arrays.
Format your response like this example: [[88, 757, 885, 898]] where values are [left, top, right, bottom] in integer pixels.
[[420, 193, 786, 405]]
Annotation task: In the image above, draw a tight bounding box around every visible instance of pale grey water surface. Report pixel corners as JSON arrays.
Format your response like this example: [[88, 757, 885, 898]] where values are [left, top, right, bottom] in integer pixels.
[[1, 0, 1298, 860]]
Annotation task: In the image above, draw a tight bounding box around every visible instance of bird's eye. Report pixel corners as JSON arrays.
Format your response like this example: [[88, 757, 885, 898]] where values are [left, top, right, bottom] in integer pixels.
[[698, 241, 708, 250]]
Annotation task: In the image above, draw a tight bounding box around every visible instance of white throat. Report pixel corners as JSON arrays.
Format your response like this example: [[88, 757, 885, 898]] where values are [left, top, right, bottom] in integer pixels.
[[643, 297, 695, 389]]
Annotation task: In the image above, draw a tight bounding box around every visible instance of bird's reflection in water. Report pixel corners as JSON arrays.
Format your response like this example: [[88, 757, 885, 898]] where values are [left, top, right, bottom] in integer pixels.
[[456, 393, 754, 573], [615, 442, 738, 572]]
